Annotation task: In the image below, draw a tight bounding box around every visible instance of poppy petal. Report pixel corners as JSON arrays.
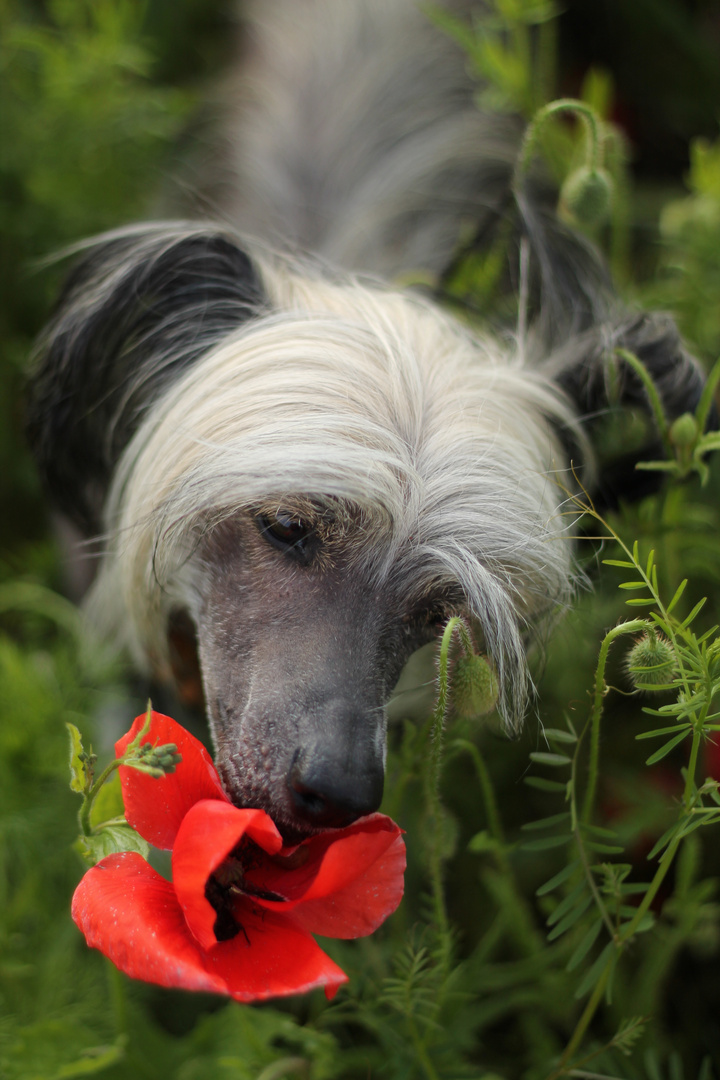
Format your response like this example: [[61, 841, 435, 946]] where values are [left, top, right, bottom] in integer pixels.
[[115, 711, 228, 849], [173, 800, 283, 950], [249, 814, 406, 938], [71, 852, 227, 996], [202, 905, 348, 1002]]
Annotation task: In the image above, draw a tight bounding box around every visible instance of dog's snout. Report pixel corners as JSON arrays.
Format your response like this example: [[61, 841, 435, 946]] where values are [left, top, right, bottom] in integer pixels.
[[288, 732, 384, 830]]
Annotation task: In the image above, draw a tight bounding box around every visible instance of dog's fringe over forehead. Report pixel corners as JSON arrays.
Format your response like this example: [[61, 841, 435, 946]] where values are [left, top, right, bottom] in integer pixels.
[[88, 263, 583, 728]]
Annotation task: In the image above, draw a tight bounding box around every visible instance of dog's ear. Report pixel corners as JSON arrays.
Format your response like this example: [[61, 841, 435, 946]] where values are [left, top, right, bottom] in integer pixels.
[[549, 310, 710, 507], [26, 224, 267, 533]]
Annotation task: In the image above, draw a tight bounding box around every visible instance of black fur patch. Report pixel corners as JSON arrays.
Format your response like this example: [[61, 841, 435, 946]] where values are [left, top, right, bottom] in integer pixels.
[[26, 224, 268, 532]]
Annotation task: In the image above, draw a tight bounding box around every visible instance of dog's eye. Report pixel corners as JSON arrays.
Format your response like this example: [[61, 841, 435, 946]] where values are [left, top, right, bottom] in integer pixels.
[[258, 512, 313, 559]]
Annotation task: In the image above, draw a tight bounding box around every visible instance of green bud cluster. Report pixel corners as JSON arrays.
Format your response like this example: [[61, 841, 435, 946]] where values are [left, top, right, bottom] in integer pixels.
[[453, 653, 499, 718], [559, 165, 613, 228], [128, 741, 182, 778], [626, 631, 676, 690]]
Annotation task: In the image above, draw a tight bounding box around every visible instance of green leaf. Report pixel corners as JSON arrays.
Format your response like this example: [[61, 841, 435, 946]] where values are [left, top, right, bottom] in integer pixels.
[[645, 729, 689, 765], [618, 581, 649, 590], [566, 917, 603, 972], [547, 894, 593, 940], [603, 558, 635, 568], [523, 776, 568, 792], [541, 727, 578, 744], [520, 834, 571, 852], [646, 549, 655, 577], [625, 598, 658, 607], [636, 723, 692, 740], [75, 824, 150, 867], [574, 940, 615, 998], [546, 881, 587, 927], [66, 722, 88, 795], [584, 841, 625, 854], [529, 752, 571, 767], [666, 578, 688, 614], [521, 811, 571, 832], [647, 820, 683, 860], [536, 860, 581, 896], [680, 597, 707, 629], [89, 770, 124, 829]]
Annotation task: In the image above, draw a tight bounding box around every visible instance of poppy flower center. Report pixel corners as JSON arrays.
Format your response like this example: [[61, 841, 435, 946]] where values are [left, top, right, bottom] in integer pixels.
[[205, 838, 287, 943]]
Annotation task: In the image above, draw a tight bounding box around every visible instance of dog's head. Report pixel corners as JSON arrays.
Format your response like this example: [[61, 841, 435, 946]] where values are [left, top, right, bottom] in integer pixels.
[[27, 225, 705, 838]]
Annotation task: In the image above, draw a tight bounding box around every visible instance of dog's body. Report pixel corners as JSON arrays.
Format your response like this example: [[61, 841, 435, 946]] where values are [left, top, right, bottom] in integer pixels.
[[28, 1, 705, 839]]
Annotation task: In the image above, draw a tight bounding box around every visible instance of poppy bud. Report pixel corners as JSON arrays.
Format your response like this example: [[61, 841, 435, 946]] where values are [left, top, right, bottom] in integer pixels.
[[669, 412, 699, 448], [626, 631, 676, 690], [452, 653, 499, 717], [559, 165, 613, 227]]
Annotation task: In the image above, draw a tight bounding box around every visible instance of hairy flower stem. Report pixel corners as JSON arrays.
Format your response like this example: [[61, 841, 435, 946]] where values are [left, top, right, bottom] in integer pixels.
[[582, 620, 647, 825], [513, 99, 603, 190], [425, 618, 473, 966]]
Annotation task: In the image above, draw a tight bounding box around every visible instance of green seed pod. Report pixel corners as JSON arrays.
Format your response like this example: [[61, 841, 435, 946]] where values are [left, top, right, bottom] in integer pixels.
[[669, 412, 699, 448], [626, 631, 676, 690], [453, 653, 499, 717], [559, 165, 613, 227]]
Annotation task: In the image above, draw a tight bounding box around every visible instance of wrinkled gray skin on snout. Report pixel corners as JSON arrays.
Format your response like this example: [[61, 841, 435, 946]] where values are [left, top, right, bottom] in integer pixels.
[[191, 516, 439, 842]]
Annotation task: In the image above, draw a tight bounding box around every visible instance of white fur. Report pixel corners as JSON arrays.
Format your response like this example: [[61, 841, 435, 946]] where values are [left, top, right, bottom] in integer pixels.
[[88, 257, 583, 727]]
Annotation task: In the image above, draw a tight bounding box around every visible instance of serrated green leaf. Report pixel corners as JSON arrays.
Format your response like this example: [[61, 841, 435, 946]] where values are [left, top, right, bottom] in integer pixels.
[[67, 722, 88, 795], [75, 824, 150, 867], [536, 860, 581, 896], [541, 727, 578, 744], [522, 811, 571, 832], [547, 894, 593, 941], [574, 940, 615, 998], [645, 729, 689, 765], [529, 752, 571, 767], [523, 776, 568, 792], [566, 917, 603, 972]]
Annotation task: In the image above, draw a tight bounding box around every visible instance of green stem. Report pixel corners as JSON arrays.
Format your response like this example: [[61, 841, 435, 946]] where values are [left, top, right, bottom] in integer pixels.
[[582, 620, 647, 824], [615, 349, 672, 455], [79, 758, 124, 837], [513, 99, 603, 190], [453, 738, 505, 845], [548, 953, 616, 1079]]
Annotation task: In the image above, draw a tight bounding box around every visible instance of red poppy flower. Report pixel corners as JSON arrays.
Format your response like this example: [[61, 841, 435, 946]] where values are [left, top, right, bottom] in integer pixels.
[[72, 711, 405, 1002]]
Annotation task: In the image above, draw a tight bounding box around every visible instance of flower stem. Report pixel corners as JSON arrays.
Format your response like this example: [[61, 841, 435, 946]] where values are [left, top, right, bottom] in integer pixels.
[[582, 620, 647, 825], [513, 98, 603, 190], [79, 758, 124, 837]]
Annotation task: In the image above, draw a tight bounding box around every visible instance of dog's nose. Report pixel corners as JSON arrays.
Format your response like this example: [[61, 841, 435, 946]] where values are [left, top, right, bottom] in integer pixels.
[[288, 746, 384, 829]]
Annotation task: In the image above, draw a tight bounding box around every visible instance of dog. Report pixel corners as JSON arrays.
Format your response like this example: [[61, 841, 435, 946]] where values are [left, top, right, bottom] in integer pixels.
[[26, 0, 705, 841]]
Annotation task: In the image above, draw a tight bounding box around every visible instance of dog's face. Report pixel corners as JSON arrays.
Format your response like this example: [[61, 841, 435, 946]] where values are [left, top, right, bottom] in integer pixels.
[[33, 227, 705, 844], [175, 506, 453, 841]]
